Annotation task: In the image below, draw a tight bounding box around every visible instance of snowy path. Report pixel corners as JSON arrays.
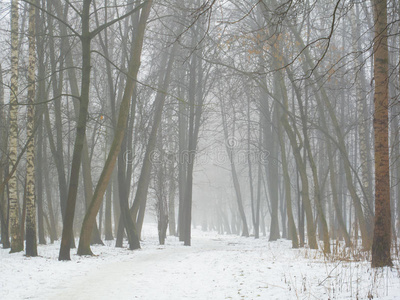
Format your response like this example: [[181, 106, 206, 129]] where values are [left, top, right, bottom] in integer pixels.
[[2, 225, 400, 299], [50, 237, 237, 300]]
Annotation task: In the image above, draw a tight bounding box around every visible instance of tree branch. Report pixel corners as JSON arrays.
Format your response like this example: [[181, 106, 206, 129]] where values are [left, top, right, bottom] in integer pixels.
[[21, 0, 81, 37], [90, 0, 149, 39]]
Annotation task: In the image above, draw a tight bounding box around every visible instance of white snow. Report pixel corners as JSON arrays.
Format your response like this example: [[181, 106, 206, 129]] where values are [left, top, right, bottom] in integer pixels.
[[1, 224, 400, 299]]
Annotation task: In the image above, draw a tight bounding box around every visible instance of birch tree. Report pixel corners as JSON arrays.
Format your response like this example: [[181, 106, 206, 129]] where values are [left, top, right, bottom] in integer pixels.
[[9, 0, 23, 253], [25, 1, 37, 257]]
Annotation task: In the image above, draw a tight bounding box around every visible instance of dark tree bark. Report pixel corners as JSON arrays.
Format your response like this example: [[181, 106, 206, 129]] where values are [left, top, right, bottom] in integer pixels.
[[104, 181, 113, 240], [59, 0, 92, 260], [43, 137, 58, 242], [34, 4, 45, 245], [0, 62, 10, 249], [156, 127, 169, 245], [46, 1, 69, 224]]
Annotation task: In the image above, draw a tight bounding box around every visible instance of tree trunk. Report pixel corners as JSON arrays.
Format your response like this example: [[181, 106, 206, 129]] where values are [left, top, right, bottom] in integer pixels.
[[177, 74, 188, 239], [281, 116, 318, 249], [267, 104, 280, 241], [25, 3, 38, 257], [59, 0, 92, 261], [254, 122, 263, 239], [156, 128, 168, 245], [34, 0, 46, 246], [35, 102, 45, 245], [168, 152, 177, 236], [112, 170, 121, 238], [43, 137, 58, 242], [46, 1, 69, 222], [81, 141, 104, 245], [371, 0, 392, 268], [278, 112, 298, 248], [9, 0, 23, 253], [220, 102, 249, 237], [104, 181, 113, 240], [247, 98, 258, 238], [0, 62, 10, 249]]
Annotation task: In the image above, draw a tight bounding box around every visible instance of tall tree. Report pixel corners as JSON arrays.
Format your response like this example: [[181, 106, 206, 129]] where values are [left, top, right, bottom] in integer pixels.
[[0, 61, 11, 249], [25, 1, 37, 257], [9, 0, 23, 253], [371, 0, 392, 268], [0, 62, 10, 249]]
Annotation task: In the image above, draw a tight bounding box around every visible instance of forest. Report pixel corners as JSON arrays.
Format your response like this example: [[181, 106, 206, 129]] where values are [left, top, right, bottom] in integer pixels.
[[0, 0, 400, 298]]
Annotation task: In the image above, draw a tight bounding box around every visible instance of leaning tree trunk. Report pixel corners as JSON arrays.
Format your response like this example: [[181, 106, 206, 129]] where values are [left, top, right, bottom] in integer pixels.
[[285, 63, 352, 247], [280, 114, 318, 250], [81, 141, 104, 245], [371, 0, 392, 268], [9, 0, 23, 253], [278, 73, 329, 253], [77, 0, 152, 255], [288, 24, 372, 249], [59, 0, 147, 259], [130, 37, 178, 239]]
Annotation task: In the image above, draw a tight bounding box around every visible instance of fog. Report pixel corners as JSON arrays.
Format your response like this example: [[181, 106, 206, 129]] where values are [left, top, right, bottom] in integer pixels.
[[0, 0, 399, 294]]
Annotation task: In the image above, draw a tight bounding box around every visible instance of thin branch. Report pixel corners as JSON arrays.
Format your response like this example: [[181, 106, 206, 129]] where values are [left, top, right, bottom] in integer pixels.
[[15, 93, 79, 106], [65, 0, 81, 17], [21, 0, 80, 37], [91, 49, 189, 105], [90, 0, 149, 39]]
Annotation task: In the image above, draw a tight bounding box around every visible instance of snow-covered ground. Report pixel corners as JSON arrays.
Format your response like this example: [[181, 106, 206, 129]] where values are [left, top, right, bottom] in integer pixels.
[[1, 224, 400, 300]]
